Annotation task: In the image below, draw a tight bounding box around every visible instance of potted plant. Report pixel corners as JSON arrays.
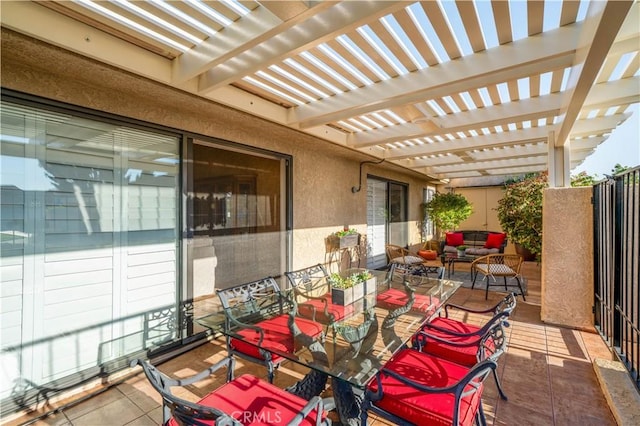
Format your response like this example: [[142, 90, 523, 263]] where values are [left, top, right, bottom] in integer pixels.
[[329, 273, 361, 305], [421, 192, 473, 240], [350, 270, 376, 295], [329, 269, 376, 305], [456, 245, 468, 257], [327, 228, 360, 250], [496, 172, 547, 261]]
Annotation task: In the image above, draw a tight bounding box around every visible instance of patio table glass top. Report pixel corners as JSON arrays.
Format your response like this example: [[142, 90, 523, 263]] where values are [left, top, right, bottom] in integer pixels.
[[197, 271, 462, 389]]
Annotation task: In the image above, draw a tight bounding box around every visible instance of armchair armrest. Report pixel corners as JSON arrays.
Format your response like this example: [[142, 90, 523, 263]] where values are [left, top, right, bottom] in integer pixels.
[[223, 308, 266, 346], [373, 358, 497, 396], [443, 301, 498, 317], [130, 356, 235, 389], [420, 310, 510, 340]]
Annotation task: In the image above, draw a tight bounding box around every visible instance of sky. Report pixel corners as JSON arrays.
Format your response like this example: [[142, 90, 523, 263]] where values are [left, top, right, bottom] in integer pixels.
[[571, 103, 640, 178]]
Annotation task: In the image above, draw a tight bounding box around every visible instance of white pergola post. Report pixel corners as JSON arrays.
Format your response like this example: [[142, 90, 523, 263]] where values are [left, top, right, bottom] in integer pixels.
[[547, 131, 572, 188]]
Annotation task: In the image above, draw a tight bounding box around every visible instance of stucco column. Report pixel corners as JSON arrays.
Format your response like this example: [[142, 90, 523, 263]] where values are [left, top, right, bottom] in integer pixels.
[[541, 187, 594, 329]]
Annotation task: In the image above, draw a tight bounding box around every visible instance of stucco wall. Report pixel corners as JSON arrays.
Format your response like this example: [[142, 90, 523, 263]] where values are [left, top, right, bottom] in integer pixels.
[[1, 29, 430, 270], [541, 187, 594, 329]]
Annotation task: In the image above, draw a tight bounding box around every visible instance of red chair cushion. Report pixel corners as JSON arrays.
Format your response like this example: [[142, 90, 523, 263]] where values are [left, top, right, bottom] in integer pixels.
[[167, 374, 326, 426], [298, 294, 354, 322], [368, 349, 482, 426], [230, 314, 324, 361], [416, 318, 493, 366], [376, 288, 440, 314]]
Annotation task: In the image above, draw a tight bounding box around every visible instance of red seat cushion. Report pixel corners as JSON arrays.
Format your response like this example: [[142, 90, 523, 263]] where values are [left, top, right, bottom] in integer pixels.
[[368, 349, 482, 426], [416, 317, 492, 366], [230, 314, 324, 361], [298, 294, 354, 322], [167, 374, 326, 426], [376, 288, 440, 315]]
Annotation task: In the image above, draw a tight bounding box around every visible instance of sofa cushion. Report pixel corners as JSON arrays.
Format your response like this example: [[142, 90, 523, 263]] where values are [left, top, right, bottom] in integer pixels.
[[465, 247, 499, 256], [445, 232, 464, 246], [484, 233, 506, 249]]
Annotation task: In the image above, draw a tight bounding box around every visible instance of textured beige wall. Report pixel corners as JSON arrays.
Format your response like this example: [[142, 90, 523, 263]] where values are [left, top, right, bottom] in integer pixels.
[[541, 187, 594, 329], [1, 29, 429, 270]]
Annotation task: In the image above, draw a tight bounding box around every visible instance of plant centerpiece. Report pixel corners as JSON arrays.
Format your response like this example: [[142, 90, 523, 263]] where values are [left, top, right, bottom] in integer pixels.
[[496, 171, 548, 261], [329, 269, 375, 305], [327, 228, 360, 250], [351, 270, 376, 295], [421, 192, 473, 247], [456, 245, 469, 257]]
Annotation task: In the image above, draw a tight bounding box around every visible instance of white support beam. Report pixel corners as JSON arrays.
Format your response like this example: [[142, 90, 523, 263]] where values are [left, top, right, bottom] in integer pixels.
[[415, 155, 548, 173], [1, 1, 172, 84], [172, 5, 286, 83], [570, 136, 607, 152], [380, 126, 549, 160], [571, 113, 632, 136], [554, 0, 634, 147], [289, 24, 582, 128], [197, 1, 406, 92], [350, 93, 563, 148], [583, 76, 640, 110]]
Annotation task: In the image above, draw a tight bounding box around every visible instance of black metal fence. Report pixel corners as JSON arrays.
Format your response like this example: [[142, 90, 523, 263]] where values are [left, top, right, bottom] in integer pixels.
[[593, 166, 639, 391]]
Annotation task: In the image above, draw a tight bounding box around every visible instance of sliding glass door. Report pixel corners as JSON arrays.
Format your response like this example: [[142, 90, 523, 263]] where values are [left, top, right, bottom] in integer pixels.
[[366, 177, 408, 269], [186, 141, 289, 293]]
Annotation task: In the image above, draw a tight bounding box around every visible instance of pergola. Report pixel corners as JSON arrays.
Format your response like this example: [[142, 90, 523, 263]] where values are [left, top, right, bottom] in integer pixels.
[[2, 0, 638, 186]]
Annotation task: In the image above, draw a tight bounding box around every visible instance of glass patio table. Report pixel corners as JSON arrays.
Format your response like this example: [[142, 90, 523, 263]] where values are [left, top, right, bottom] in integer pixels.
[[197, 270, 462, 426]]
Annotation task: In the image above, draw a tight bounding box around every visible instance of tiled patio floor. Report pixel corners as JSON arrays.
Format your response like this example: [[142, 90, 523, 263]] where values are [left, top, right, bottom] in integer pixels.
[[5, 262, 616, 425]]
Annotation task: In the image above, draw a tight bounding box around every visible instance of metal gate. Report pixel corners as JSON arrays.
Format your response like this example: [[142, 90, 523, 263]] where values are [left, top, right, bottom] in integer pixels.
[[593, 166, 640, 391]]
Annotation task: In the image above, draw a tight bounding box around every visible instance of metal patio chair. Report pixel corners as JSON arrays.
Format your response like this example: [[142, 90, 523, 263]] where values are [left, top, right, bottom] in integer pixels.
[[216, 277, 324, 383], [361, 326, 502, 426], [132, 357, 333, 426]]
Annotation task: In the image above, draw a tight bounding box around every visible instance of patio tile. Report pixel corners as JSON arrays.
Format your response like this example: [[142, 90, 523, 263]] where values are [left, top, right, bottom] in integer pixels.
[[13, 414, 72, 426], [552, 397, 616, 426], [492, 399, 555, 426], [69, 396, 143, 425], [62, 388, 125, 421], [123, 414, 158, 426]]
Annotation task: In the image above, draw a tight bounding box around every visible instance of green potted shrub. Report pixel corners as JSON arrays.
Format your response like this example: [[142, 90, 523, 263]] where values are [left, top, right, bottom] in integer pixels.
[[456, 245, 469, 257], [421, 192, 473, 240], [496, 172, 548, 261]]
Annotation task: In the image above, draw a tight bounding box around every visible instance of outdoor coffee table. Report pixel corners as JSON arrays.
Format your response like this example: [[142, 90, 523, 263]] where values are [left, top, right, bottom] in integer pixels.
[[197, 271, 462, 426], [441, 252, 478, 278]]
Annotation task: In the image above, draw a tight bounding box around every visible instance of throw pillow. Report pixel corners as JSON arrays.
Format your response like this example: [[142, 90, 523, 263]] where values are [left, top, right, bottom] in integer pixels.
[[418, 249, 437, 260], [445, 232, 464, 246], [484, 233, 506, 249]]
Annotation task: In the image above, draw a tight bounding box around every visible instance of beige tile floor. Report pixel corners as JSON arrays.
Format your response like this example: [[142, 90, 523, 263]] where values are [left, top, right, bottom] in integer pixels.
[[5, 262, 616, 426]]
